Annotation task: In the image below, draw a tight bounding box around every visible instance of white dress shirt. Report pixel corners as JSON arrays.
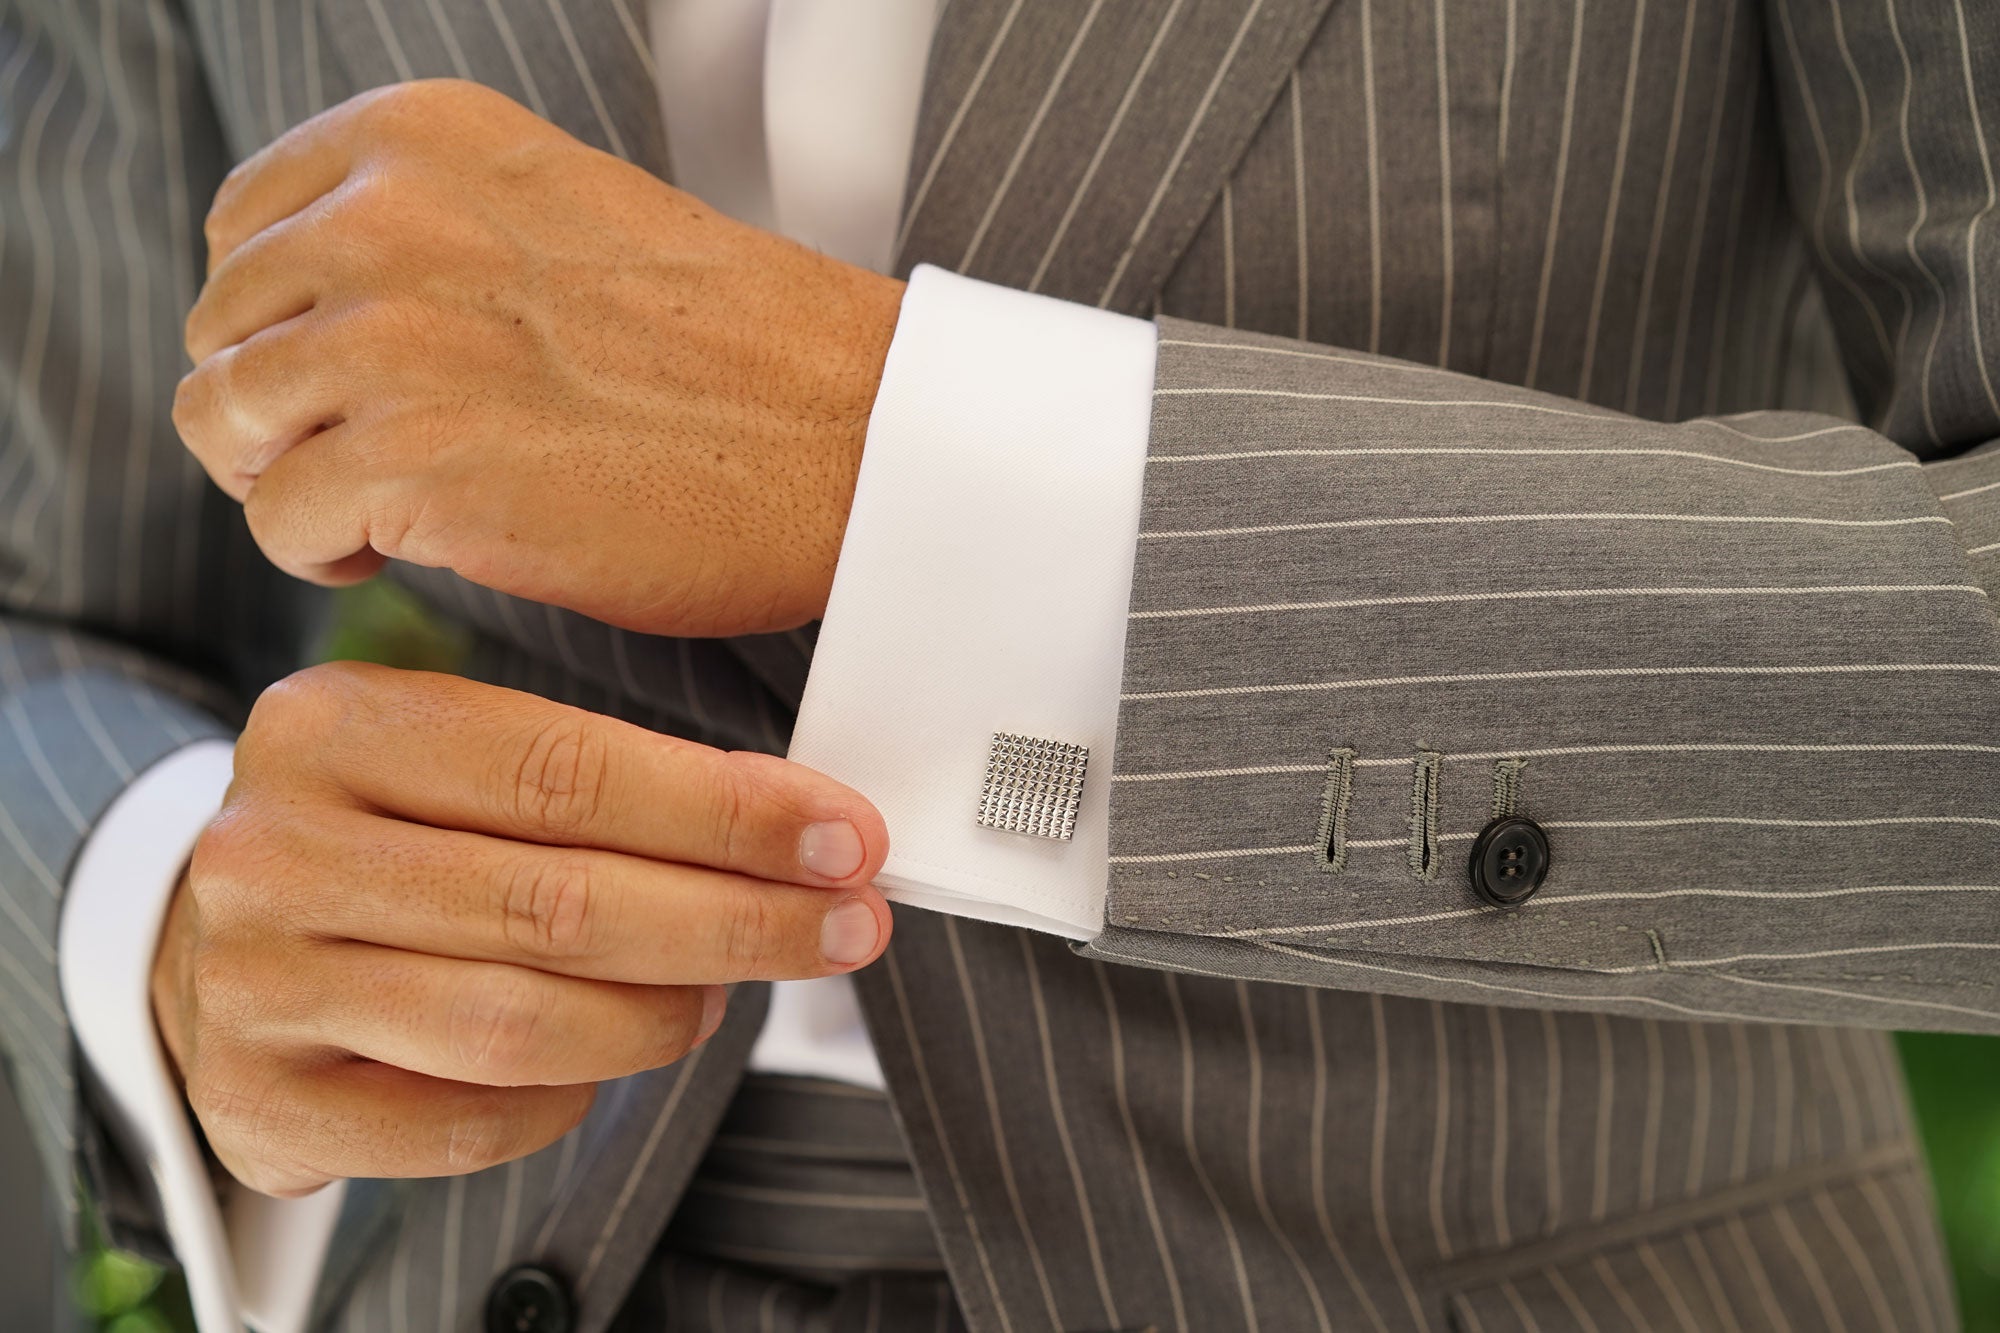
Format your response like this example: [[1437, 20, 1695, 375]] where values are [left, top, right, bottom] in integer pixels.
[[56, 3, 1157, 1329]]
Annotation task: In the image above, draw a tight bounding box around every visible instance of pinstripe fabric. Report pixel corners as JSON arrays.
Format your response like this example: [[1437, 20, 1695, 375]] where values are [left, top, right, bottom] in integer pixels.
[[611, 1255, 970, 1333], [884, 0, 1980, 1327], [0, 0, 1985, 1330], [606, 1075, 971, 1333], [2, 2, 798, 1325], [661, 1074, 946, 1285], [0, 0, 316, 1248], [1087, 0, 2000, 1036]]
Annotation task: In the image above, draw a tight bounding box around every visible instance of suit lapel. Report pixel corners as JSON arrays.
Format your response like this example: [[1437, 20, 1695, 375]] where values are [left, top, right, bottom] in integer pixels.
[[312, 0, 670, 175], [894, 0, 1337, 313]]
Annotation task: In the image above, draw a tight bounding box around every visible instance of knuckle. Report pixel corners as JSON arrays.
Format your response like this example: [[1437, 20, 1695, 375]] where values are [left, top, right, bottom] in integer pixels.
[[201, 202, 232, 257], [716, 891, 777, 975], [181, 302, 210, 361], [171, 363, 214, 439], [356, 80, 419, 125], [438, 1091, 520, 1174], [510, 715, 609, 838], [241, 683, 313, 760], [243, 673, 302, 734], [240, 662, 388, 788], [290, 659, 363, 697], [706, 754, 753, 868], [213, 155, 256, 209], [386, 77, 447, 110], [186, 809, 247, 886], [185, 804, 299, 921], [446, 975, 552, 1082], [438, 1084, 593, 1177], [439, 1118, 499, 1175], [500, 855, 598, 959], [361, 78, 464, 134], [249, 661, 368, 736], [208, 801, 332, 917], [185, 822, 248, 919], [409, 77, 487, 113]]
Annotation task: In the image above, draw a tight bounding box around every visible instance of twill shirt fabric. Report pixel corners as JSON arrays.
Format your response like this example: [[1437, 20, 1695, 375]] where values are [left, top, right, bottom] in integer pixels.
[[1, 0, 1995, 1331]]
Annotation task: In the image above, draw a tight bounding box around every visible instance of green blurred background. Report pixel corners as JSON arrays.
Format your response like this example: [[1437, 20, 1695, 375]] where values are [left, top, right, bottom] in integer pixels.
[[48, 584, 2000, 1330]]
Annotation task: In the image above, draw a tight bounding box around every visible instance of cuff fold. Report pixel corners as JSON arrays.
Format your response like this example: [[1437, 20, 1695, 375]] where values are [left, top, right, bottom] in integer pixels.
[[790, 265, 1158, 938]]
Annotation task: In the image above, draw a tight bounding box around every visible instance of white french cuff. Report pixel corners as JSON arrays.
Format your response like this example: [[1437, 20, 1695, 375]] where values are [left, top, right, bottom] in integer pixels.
[[789, 264, 1158, 939], [58, 740, 344, 1333]]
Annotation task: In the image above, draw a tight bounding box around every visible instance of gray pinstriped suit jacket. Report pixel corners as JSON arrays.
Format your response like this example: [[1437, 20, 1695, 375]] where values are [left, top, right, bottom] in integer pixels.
[[4, 0, 1997, 1327]]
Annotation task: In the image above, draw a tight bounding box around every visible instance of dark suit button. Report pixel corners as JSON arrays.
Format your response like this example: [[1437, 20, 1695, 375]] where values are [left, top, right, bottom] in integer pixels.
[[486, 1264, 573, 1333], [1468, 816, 1550, 907]]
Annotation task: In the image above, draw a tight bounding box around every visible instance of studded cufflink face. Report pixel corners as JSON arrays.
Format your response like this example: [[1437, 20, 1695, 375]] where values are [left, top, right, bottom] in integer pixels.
[[977, 732, 1089, 841]]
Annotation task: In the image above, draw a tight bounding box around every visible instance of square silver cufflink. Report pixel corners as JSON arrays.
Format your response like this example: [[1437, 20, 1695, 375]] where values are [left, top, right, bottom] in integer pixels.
[[977, 732, 1089, 841]]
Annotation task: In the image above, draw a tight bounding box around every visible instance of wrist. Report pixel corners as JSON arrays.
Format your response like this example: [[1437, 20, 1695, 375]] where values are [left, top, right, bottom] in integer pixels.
[[800, 268, 905, 622]]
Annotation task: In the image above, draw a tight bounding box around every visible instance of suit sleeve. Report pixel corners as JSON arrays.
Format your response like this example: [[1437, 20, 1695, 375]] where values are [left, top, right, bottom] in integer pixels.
[[0, 0, 315, 1251], [1083, 0, 2000, 1035]]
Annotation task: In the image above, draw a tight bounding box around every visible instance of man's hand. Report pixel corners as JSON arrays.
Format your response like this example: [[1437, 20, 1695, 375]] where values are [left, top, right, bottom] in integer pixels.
[[151, 662, 892, 1197], [173, 79, 906, 638]]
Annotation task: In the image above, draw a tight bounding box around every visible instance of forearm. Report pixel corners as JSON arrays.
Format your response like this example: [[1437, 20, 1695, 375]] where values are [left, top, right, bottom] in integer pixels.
[[1095, 0, 2000, 1018], [1097, 317, 2000, 1032], [787, 263, 2000, 1030]]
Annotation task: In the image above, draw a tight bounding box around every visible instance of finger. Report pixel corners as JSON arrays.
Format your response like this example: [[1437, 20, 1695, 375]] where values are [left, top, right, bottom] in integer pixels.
[[280, 810, 893, 982], [174, 312, 353, 500], [293, 666, 891, 889], [200, 1058, 596, 1196], [278, 941, 725, 1087], [243, 420, 394, 585], [186, 192, 337, 362], [203, 91, 385, 275]]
